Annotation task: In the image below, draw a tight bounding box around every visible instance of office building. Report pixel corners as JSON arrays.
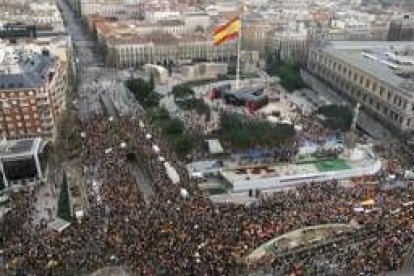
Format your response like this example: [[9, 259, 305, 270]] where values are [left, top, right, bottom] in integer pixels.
[[307, 41, 414, 133]]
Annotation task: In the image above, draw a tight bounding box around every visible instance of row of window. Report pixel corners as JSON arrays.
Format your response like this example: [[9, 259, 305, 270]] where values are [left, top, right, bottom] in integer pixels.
[[311, 60, 414, 113], [313, 63, 413, 129]]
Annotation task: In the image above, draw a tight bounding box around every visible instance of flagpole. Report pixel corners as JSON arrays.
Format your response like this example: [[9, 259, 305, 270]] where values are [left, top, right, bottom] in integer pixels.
[[236, 3, 243, 90]]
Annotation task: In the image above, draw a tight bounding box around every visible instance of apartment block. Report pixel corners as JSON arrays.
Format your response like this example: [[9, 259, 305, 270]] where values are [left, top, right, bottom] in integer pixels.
[[0, 43, 68, 139]]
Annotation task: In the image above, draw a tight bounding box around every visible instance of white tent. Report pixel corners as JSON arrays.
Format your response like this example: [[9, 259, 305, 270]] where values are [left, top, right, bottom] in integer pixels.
[[164, 162, 180, 184]]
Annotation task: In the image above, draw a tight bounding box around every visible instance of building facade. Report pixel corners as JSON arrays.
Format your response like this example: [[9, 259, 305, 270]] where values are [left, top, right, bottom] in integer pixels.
[[102, 32, 237, 68], [307, 41, 414, 133], [0, 43, 68, 139], [0, 138, 50, 190], [388, 15, 414, 41]]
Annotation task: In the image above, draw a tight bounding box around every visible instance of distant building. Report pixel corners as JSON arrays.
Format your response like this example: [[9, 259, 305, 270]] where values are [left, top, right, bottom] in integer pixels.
[[0, 41, 69, 139], [272, 25, 310, 65], [0, 23, 37, 40], [94, 20, 237, 68], [307, 41, 414, 133], [388, 15, 414, 41]]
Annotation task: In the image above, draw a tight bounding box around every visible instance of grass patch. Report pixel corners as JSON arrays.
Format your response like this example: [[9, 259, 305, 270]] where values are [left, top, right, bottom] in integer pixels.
[[314, 159, 351, 172]]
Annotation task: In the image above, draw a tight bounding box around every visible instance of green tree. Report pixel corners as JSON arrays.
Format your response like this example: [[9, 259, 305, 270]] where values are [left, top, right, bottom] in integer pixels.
[[164, 118, 184, 135], [173, 133, 194, 156], [316, 105, 353, 131], [265, 59, 305, 92], [126, 77, 161, 109], [57, 172, 72, 221], [219, 112, 295, 149], [149, 73, 155, 91]]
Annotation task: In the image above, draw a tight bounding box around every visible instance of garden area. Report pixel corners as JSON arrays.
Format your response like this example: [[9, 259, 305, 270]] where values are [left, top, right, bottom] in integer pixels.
[[265, 53, 306, 92], [148, 107, 196, 157], [218, 112, 296, 149], [172, 84, 211, 120], [315, 104, 354, 131], [125, 76, 161, 109]]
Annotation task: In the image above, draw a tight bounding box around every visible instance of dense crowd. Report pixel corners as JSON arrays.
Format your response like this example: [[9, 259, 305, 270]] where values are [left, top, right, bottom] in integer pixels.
[[1, 114, 414, 275]]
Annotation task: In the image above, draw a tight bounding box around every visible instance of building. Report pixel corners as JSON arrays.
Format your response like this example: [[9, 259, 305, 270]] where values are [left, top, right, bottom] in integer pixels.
[[0, 23, 37, 40], [307, 41, 414, 133], [388, 15, 414, 41], [272, 24, 310, 65], [0, 41, 69, 139], [0, 1, 66, 34], [181, 62, 228, 81], [0, 138, 51, 190], [220, 146, 381, 193], [94, 20, 237, 68]]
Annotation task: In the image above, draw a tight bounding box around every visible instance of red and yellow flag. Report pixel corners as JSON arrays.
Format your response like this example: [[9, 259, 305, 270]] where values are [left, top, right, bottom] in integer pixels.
[[213, 16, 241, 46]]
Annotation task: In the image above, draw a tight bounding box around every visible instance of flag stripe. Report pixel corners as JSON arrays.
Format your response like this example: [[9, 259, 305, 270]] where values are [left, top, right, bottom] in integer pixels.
[[213, 16, 240, 35], [213, 31, 239, 46], [213, 19, 240, 41]]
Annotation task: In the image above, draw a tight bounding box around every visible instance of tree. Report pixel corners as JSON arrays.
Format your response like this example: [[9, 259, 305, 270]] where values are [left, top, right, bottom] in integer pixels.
[[219, 112, 295, 149], [164, 118, 184, 135], [126, 77, 161, 109], [265, 60, 305, 92], [57, 172, 72, 221], [316, 105, 353, 131], [149, 73, 155, 91], [173, 133, 194, 156]]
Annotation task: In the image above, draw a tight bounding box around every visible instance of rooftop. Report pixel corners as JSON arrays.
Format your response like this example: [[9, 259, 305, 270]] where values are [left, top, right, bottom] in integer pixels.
[[0, 46, 54, 90], [107, 32, 209, 45], [0, 138, 42, 158], [321, 41, 414, 93]]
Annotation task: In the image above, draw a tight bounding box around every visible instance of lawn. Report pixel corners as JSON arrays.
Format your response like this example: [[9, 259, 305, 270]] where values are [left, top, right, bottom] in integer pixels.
[[314, 159, 351, 172]]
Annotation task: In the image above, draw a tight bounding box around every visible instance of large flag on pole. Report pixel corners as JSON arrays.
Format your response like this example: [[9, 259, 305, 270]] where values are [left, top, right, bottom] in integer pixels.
[[213, 16, 241, 46]]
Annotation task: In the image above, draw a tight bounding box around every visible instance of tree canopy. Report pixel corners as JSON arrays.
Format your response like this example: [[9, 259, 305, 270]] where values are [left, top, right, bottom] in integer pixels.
[[219, 112, 296, 149], [266, 56, 306, 92], [126, 77, 160, 109], [316, 105, 354, 131]]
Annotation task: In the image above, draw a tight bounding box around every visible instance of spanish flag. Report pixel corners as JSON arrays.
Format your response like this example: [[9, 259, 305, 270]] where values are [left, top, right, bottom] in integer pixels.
[[213, 16, 241, 46]]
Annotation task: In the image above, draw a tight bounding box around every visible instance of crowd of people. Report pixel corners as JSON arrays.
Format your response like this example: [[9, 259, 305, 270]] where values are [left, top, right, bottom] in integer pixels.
[[1, 114, 414, 275]]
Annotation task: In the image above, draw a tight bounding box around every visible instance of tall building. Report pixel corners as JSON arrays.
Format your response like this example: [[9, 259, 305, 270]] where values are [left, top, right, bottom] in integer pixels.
[[307, 41, 414, 133], [0, 42, 69, 140], [388, 15, 414, 41]]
